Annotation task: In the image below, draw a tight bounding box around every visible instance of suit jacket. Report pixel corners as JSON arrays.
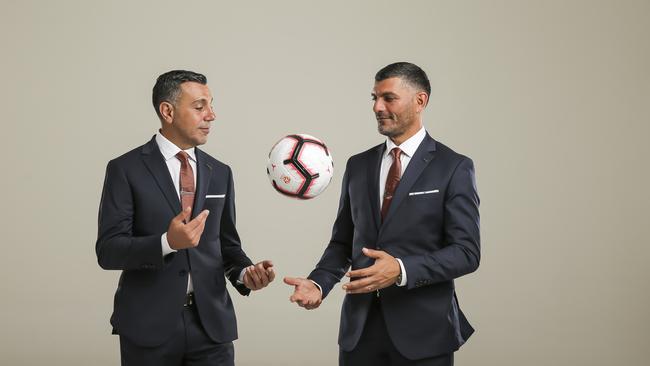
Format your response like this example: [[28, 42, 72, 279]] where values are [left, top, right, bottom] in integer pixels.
[[96, 136, 253, 347], [308, 133, 480, 360]]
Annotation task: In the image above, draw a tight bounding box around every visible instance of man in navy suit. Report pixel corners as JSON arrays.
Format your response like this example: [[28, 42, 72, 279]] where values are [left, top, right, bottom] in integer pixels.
[[284, 62, 480, 365], [97, 70, 275, 366]]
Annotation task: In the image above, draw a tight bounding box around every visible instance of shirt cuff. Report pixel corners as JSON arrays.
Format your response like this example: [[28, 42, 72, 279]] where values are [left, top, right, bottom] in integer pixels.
[[395, 258, 407, 287], [161, 232, 177, 257], [236, 267, 247, 284]]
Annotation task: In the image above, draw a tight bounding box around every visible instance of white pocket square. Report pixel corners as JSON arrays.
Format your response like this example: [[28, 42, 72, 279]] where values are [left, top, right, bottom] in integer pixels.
[[408, 189, 439, 196], [206, 194, 226, 199]]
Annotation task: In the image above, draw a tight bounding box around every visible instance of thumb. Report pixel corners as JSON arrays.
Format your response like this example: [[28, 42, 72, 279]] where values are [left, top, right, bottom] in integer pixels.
[[283, 277, 301, 286], [260, 260, 274, 269], [362, 247, 382, 258]]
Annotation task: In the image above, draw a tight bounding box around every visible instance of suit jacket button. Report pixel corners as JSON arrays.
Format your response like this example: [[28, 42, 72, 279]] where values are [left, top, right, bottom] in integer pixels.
[[179, 270, 187, 276]]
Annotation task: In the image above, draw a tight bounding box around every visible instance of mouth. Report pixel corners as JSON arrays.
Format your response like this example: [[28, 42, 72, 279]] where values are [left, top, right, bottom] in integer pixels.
[[376, 114, 394, 121], [199, 127, 210, 134]]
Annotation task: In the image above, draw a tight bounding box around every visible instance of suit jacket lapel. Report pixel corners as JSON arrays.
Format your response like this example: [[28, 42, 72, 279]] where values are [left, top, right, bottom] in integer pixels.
[[367, 144, 384, 232], [193, 148, 213, 219], [380, 134, 437, 231], [141, 136, 182, 215]]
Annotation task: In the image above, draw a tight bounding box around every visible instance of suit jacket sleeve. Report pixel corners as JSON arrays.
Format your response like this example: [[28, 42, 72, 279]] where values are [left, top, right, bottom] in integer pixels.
[[220, 165, 254, 296], [307, 160, 354, 299], [401, 157, 481, 289], [96, 160, 163, 271]]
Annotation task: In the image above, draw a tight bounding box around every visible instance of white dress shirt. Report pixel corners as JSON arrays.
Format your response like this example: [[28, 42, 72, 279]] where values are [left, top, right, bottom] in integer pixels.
[[156, 132, 245, 293], [378, 126, 427, 287]]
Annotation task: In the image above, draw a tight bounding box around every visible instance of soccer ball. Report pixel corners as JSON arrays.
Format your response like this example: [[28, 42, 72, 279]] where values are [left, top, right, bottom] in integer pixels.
[[267, 134, 334, 199]]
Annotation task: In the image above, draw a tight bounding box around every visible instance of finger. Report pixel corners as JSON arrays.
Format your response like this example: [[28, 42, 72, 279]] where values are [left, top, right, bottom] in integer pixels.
[[347, 266, 374, 279], [253, 263, 271, 286], [345, 280, 379, 294], [342, 276, 374, 292], [189, 213, 208, 238], [186, 210, 210, 231], [248, 266, 262, 288], [362, 247, 383, 259], [187, 218, 207, 245], [290, 293, 303, 303], [260, 260, 274, 269], [283, 277, 302, 286], [267, 267, 276, 283], [243, 270, 255, 288]]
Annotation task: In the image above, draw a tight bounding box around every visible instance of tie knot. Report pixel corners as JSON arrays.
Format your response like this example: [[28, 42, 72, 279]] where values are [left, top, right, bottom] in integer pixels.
[[176, 151, 190, 163], [391, 147, 402, 159]]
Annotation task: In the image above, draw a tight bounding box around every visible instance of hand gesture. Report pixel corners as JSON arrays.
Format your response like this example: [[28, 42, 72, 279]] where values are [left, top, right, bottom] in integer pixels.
[[342, 247, 401, 294], [167, 207, 210, 250], [243, 260, 275, 290], [284, 277, 322, 310]]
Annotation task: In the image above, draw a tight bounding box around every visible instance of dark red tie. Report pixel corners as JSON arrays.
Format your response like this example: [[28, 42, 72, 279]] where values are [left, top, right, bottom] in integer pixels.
[[381, 147, 402, 221], [176, 151, 195, 218]]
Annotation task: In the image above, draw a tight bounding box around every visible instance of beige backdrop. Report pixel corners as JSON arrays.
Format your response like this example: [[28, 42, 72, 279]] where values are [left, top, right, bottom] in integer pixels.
[[1, 0, 649, 365]]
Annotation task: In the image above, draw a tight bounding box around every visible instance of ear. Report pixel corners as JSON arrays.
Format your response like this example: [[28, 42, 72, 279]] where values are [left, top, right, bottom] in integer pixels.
[[415, 91, 429, 112], [159, 102, 174, 125]]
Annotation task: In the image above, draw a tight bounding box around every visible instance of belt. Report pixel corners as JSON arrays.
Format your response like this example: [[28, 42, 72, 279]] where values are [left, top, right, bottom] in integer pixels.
[[183, 292, 195, 307]]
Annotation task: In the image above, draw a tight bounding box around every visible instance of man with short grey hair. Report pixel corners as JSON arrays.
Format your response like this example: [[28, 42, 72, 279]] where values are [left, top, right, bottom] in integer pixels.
[[97, 70, 275, 365]]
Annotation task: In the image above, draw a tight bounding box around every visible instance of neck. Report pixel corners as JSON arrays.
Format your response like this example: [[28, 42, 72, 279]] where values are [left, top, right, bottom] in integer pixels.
[[160, 128, 193, 150], [390, 122, 422, 146]]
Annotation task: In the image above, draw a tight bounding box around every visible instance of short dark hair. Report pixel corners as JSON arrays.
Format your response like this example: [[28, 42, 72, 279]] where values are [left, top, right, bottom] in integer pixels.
[[152, 70, 207, 119], [375, 62, 431, 96]]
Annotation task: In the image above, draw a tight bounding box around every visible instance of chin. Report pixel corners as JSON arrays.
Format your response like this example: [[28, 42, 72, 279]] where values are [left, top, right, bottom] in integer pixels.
[[378, 126, 395, 138], [192, 137, 208, 146]]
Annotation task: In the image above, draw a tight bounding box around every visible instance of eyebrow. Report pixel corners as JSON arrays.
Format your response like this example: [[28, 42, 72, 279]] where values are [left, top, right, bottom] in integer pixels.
[[371, 92, 399, 98], [191, 97, 213, 104]]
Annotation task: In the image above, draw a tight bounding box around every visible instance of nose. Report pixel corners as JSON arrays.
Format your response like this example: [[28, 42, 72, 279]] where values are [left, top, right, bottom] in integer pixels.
[[373, 99, 384, 114], [206, 105, 216, 122]]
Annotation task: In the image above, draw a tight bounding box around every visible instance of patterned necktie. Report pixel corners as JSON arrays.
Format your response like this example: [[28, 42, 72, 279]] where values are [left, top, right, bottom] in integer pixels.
[[381, 147, 402, 221], [176, 151, 195, 219]]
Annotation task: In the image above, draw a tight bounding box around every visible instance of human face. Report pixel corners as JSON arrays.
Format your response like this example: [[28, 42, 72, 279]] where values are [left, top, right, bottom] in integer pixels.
[[160, 81, 215, 149], [372, 77, 426, 145]]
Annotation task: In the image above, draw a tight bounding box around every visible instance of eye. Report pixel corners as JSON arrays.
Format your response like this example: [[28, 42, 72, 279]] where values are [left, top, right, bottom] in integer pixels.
[[195, 106, 204, 111]]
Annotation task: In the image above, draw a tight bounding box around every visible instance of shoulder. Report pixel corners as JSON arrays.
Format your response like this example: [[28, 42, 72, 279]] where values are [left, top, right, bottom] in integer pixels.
[[432, 139, 474, 169], [346, 143, 384, 167], [196, 148, 230, 174], [105, 140, 152, 168]]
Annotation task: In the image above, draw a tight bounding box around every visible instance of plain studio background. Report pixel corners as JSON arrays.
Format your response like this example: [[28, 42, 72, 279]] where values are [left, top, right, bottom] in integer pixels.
[[1, 1, 648, 365]]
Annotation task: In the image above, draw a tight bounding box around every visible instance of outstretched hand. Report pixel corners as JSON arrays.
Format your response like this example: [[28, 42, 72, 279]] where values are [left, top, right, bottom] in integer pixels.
[[284, 277, 322, 310]]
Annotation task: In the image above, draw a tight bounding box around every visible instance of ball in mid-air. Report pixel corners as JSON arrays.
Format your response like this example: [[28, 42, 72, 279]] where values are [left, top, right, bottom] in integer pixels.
[[267, 134, 334, 199]]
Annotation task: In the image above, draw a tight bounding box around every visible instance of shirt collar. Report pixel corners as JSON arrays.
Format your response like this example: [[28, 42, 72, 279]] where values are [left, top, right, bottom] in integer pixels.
[[155, 131, 197, 162], [384, 126, 426, 158]]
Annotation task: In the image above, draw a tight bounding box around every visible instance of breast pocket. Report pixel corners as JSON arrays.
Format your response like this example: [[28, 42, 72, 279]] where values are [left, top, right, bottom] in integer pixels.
[[406, 188, 443, 223]]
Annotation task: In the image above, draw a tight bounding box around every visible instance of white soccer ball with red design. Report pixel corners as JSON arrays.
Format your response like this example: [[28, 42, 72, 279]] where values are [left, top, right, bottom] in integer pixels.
[[267, 134, 334, 199]]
